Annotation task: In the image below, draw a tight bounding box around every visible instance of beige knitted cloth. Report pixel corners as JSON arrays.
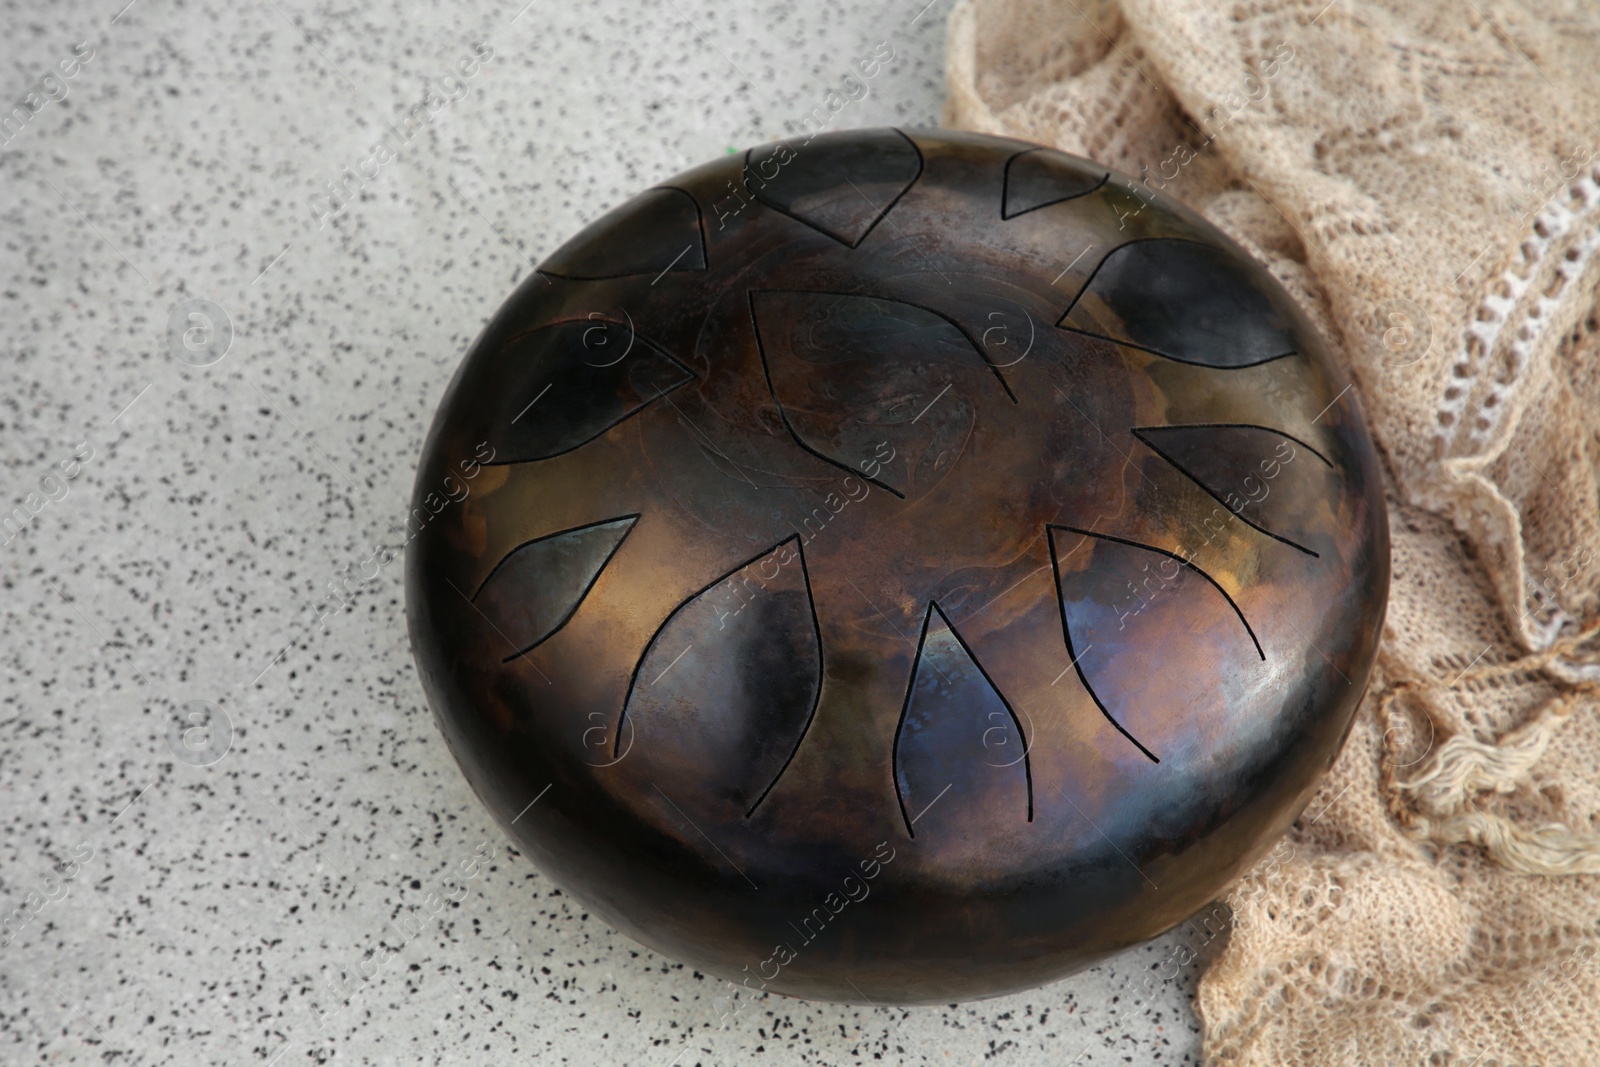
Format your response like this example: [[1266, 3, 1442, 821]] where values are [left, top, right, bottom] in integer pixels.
[[945, 1, 1600, 1063]]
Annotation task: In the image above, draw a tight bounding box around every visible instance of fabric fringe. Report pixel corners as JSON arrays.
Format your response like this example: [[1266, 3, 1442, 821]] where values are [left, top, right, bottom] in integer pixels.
[[1383, 623, 1600, 876], [1408, 812, 1600, 876]]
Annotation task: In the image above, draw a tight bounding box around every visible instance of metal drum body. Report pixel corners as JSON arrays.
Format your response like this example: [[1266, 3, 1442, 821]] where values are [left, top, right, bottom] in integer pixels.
[[405, 127, 1389, 1004]]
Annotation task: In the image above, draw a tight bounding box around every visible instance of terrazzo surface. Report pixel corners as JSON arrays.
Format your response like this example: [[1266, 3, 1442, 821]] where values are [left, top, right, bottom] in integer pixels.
[[0, 0, 1209, 1062]]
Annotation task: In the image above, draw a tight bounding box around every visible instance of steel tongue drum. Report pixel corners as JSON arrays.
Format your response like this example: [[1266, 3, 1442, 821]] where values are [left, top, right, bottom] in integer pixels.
[[405, 128, 1389, 1004]]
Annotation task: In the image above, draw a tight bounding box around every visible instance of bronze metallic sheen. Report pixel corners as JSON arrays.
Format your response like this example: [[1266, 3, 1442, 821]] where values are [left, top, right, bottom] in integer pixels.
[[405, 128, 1390, 1004]]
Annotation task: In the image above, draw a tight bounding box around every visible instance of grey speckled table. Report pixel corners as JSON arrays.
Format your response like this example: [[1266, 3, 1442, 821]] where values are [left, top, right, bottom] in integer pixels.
[[0, 0, 1210, 1063]]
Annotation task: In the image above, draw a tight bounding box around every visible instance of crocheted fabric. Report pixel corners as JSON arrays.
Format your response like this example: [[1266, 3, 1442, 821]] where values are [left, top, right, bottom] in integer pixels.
[[945, 1, 1600, 1063]]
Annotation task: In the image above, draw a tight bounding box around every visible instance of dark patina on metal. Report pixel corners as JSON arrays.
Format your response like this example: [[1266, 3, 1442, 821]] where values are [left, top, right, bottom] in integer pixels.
[[406, 127, 1389, 1004]]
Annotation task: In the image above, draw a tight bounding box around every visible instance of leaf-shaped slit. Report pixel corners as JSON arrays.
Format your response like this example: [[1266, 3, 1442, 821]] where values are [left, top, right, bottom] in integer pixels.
[[617, 537, 822, 816], [1132, 424, 1336, 558], [539, 186, 706, 279], [1048, 526, 1267, 764], [475, 516, 637, 660], [1059, 238, 1297, 367], [746, 128, 922, 247], [1001, 148, 1108, 219], [751, 290, 1010, 499], [893, 602, 1032, 839], [486, 318, 694, 463]]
